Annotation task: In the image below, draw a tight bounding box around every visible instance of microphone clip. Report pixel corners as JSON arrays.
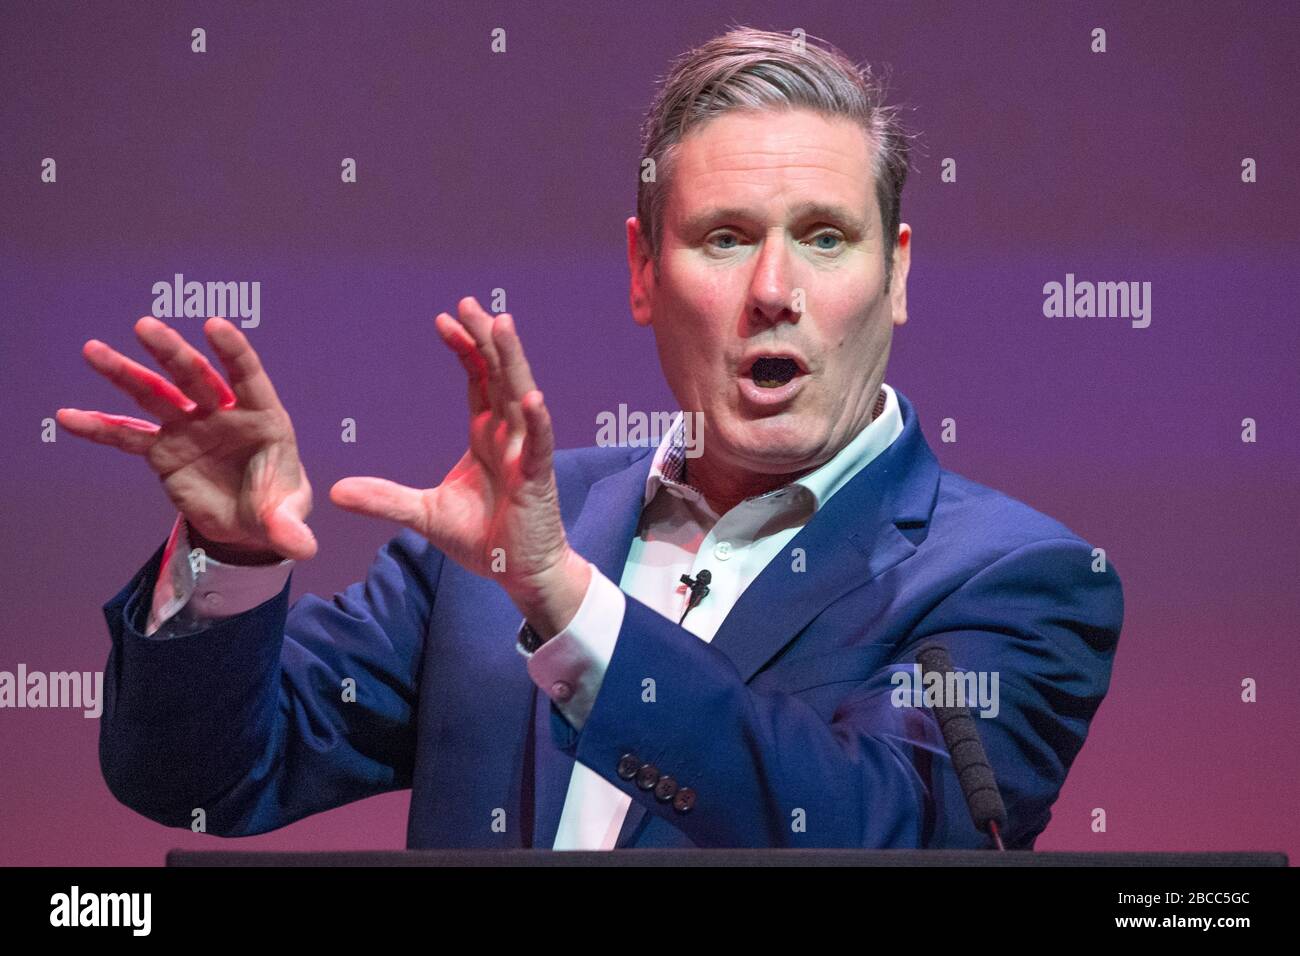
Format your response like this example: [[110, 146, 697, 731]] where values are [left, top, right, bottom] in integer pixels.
[[678, 569, 712, 625]]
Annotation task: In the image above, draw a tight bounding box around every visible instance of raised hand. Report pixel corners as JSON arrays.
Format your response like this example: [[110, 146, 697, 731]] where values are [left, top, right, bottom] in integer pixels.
[[329, 296, 589, 637], [58, 316, 316, 563]]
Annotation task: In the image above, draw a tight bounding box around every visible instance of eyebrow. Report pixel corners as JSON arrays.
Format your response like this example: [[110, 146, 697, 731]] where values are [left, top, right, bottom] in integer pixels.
[[679, 200, 871, 237]]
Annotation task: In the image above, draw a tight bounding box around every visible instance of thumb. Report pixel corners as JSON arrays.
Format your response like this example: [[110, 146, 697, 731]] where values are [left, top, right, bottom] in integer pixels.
[[330, 476, 428, 534], [264, 499, 318, 561]]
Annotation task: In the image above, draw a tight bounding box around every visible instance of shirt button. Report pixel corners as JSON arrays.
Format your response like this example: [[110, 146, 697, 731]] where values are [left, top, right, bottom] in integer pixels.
[[672, 787, 696, 813], [202, 591, 222, 607], [713, 541, 733, 560], [551, 680, 573, 701]]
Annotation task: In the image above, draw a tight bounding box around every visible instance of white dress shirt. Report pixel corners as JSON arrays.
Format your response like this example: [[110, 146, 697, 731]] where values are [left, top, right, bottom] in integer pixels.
[[146, 516, 293, 638], [144, 383, 903, 850]]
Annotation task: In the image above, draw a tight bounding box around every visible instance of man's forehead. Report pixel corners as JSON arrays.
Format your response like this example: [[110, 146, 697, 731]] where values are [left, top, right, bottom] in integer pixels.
[[668, 110, 877, 228]]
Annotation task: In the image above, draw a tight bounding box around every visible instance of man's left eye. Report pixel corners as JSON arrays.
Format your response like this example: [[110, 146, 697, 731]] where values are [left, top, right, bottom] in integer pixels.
[[808, 232, 844, 251]]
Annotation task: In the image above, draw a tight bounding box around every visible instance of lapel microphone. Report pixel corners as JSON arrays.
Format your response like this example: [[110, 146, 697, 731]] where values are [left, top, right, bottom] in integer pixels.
[[678, 569, 712, 625]]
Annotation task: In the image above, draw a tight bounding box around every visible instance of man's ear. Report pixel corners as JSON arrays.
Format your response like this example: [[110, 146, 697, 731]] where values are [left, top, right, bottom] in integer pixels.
[[889, 223, 912, 327], [627, 216, 655, 328]]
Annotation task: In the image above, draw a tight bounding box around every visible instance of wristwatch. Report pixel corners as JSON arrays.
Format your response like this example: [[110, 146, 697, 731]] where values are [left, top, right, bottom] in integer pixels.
[[518, 620, 545, 653]]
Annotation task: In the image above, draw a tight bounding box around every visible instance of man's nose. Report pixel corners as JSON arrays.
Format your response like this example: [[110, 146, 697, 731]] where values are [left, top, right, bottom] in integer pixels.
[[747, 232, 799, 327]]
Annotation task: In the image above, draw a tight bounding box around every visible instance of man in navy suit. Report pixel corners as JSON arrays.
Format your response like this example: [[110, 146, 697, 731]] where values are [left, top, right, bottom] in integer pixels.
[[70, 27, 1122, 849]]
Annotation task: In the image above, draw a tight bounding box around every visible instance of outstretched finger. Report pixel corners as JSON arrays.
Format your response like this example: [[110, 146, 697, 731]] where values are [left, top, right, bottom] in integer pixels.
[[329, 476, 428, 533], [456, 297, 506, 421], [134, 316, 236, 412], [518, 390, 555, 482], [434, 311, 490, 418], [491, 313, 538, 426], [56, 407, 160, 455], [203, 317, 282, 411], [80, 339, 197, 423]]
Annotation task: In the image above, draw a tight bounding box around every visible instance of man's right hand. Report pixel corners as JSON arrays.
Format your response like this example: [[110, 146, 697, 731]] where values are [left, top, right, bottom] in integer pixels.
[[58, 316, 317, 563]]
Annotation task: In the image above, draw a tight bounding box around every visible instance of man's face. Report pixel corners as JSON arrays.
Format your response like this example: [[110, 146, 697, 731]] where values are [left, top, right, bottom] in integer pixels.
[[628, 107, 911, 481]]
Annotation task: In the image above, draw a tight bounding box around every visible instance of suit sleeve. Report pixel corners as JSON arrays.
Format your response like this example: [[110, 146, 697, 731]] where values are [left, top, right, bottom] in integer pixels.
[[552, 536, 1122, 849], [98, 528, 442, 836], [146, 513, 294, 638]]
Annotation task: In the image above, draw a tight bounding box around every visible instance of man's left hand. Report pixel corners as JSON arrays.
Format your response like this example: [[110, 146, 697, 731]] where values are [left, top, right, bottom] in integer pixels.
[[330, 295, 591, 641]]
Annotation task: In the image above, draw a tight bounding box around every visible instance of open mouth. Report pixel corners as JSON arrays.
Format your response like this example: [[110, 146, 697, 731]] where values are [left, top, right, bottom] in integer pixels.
[[748, 356, 803, 388]]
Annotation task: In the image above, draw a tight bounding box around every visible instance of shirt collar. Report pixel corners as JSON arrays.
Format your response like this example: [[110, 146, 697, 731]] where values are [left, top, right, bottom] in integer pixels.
[[642, 383, 902, 513]]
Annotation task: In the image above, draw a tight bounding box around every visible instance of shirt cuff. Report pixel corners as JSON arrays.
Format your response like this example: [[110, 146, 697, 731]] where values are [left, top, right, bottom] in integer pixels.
[[515, 564, 626, 730], [145, 514, 294, 638]]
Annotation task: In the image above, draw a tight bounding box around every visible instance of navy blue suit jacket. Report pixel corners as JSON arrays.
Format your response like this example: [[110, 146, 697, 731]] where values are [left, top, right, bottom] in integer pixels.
[[98, 388, 1123, 849]]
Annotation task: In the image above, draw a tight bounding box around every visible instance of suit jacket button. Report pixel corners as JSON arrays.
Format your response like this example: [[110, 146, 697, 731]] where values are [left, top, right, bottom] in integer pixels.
[[635, 764, 660, 790], [654, 776, 678, 802], [672, 787, 696, 813], [616, 753, 641, 780]]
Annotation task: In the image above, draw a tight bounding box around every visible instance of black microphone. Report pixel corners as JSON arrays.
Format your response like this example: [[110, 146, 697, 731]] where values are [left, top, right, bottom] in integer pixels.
[[916, 644, 1008, 850], [678, 569, 712, 625]]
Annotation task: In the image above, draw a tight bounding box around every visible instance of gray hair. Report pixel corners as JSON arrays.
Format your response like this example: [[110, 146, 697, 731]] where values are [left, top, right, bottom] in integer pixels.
[[636, 26, 915, 289]]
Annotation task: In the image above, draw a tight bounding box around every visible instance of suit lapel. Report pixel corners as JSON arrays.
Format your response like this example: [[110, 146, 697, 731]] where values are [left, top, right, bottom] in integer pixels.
[[709, 392, 940, 682], [615, 391, 940, 847], [533, 390, 941, 849]]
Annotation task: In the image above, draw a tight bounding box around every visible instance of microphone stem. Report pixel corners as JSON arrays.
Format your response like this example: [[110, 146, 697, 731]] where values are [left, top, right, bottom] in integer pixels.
[[988, 819, 1006, 851]]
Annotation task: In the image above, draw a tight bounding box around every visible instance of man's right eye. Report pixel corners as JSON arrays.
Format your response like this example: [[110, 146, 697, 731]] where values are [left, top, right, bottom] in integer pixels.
[[707, 231, 742, 250]]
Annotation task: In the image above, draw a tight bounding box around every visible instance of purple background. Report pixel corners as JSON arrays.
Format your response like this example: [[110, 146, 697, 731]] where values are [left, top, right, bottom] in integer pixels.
[[2, 1, 1297, 865]]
